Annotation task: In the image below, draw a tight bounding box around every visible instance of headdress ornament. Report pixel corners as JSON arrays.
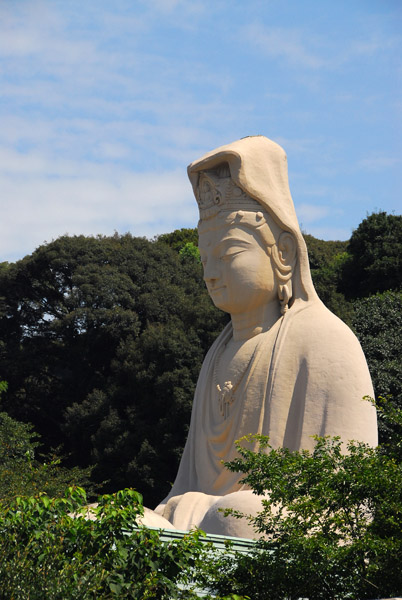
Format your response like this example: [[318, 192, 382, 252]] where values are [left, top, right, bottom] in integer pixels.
[[196, 165, 261, 220]]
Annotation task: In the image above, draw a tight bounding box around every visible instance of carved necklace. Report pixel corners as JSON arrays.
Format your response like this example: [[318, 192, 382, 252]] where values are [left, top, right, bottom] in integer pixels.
[[213, 338, 261, 420]]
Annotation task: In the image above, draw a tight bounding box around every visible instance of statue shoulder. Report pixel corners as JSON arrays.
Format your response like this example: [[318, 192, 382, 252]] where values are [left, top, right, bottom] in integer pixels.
[[285, 301, 367, 365]]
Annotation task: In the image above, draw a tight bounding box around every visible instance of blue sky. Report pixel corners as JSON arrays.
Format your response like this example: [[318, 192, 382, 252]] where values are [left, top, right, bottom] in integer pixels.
[[1, 0, 401, 262]]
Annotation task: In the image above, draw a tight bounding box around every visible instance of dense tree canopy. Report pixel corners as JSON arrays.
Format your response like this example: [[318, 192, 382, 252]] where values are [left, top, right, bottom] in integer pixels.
[[0, 234, 227, 505], [0, 409, 94, 505], [341, 211, 402, 298], [353, 290, 402, 442], [303, 234, 352, 324]]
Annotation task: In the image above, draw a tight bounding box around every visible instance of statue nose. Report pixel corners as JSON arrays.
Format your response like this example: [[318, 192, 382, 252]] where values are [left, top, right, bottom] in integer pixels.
[[203, 258, 220, 283]]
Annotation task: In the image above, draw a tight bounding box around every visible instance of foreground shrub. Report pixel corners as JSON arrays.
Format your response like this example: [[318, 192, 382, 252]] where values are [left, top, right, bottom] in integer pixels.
[[199, 398, 402, 600], [0, 487, 211, 599], [0, 409, 95, 506]]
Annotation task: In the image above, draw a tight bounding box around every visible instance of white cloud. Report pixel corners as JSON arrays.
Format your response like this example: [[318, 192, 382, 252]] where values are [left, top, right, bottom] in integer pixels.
[[138, 0, 207, 27], [141, 0, 199, 13], [302, 225, 350, 241], [296, 203, 331, 224], [274, 136, 324, 156], [241, 20, 402, 72], [0, 148, 198, 262], [0, 0, 399, 260], [358, 156, 402, 171], [242, 24, 325, 69]]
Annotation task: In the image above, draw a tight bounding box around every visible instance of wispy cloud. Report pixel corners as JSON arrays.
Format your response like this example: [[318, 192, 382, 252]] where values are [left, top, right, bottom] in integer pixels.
[[358, 156, 402, 171], [274, 136, 325, 156], [139, 0, 206, 19], [242, 24, 326, 69], [296, 203, 331, 224], [0, 0, 400, 260], [242, 21, 401, 71], [1, 148, 196, 261], [303, 225, 351, 241]]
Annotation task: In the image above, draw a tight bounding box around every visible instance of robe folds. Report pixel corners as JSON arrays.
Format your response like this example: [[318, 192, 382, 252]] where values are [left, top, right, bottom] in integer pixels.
[[154, 136, 378, 532], [158, 297, 378, 508]]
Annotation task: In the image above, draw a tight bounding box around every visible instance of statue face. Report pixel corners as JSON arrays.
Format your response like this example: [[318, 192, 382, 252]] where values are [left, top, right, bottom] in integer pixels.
[[198, 218, 278, 315]]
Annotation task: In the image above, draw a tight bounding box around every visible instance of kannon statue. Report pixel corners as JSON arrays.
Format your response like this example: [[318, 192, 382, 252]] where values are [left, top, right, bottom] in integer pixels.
[[151, 136, 377, 537]]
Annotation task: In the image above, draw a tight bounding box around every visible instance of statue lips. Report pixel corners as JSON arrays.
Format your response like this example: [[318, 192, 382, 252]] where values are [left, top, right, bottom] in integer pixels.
[[208, 285, 226, 303]]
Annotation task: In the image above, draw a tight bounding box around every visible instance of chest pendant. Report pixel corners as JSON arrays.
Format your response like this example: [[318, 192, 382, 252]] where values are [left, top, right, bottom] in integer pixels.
[[216, 381, 235, 419], [214, 341, 260, 420]]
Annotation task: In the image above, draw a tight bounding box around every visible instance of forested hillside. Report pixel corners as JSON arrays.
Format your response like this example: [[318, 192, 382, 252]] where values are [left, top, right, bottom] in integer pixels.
[[0, 212, 401, 506]]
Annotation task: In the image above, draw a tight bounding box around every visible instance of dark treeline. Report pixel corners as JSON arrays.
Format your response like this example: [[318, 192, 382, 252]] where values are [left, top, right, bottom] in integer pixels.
[[0, 211, 401, 506]]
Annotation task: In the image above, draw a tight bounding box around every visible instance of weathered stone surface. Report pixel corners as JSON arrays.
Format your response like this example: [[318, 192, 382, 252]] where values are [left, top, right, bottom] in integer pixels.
[[154, 136, 377, 536]]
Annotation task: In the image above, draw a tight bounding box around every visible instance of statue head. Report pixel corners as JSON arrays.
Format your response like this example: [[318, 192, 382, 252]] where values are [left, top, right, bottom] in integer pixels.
[[196, 164, 297, 315], [188, 136, 317, 318]]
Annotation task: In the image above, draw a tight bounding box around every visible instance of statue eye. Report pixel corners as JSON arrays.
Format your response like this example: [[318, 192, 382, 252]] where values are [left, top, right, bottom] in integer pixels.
[[221, 248, 246, 261]]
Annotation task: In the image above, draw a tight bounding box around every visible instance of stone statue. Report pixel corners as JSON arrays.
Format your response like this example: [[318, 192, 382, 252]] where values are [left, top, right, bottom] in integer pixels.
[[153, 136, 377, 537]]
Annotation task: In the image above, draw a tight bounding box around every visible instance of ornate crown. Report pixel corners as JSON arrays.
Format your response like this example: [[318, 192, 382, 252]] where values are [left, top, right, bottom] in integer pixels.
[[196, 164, 260, 220]]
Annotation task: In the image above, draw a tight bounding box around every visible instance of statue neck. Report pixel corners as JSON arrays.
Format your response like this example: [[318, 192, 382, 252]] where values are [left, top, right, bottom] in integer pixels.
[[230, 302, 282, 341]]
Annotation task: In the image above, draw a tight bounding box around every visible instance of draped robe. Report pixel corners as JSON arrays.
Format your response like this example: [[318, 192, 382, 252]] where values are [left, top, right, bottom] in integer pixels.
[[158, 297, 378, 512], [154, 136, 378, 532]]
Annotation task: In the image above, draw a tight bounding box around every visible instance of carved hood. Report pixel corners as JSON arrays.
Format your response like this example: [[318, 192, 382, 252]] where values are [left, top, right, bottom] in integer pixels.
[[187, 135, 319, 306]]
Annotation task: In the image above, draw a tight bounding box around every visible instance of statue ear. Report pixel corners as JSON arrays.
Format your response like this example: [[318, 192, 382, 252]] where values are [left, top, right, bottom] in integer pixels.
[[277, 232, 297, 269], [274, 232, 297, 315]]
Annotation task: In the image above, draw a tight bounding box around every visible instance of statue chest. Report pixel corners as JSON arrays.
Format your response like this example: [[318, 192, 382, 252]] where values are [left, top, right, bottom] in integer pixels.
[[213, 335, 264, 419]]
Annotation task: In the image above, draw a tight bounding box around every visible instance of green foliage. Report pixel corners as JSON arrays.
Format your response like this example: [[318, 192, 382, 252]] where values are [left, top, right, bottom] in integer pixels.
[[353, 291, 402, 400], [303, 235, 348, 272], [376, 395, 402, 462], [353, 291, 402, 442], [0, 487, 210, 599], [0, 233, 226, 505], [341, 211, 402, 298], [202, 401, 402, 600], [179, 241, 201, 262], [0, 410, 94, 506], [304, 211, 402, 323], [304, 233, 353, 325], [157, 228, 199, 253]]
